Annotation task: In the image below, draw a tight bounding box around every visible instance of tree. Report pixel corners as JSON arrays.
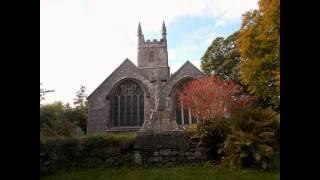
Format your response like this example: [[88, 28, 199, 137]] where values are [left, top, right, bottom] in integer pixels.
[[71, 85, 88, 133], [40, 102, 79, 138], [73, 85, 87, 108], [237, 0, 280, 109], [40, 83, 54, 103], [201, 31, 241, 82], [179, 75, 256, 122], [64, 106, 87, 134], [40, 85, 89, 138]]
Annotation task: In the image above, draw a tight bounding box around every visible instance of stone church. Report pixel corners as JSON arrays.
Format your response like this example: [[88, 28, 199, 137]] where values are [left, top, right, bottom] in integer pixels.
[[87, 22, 204, 134]]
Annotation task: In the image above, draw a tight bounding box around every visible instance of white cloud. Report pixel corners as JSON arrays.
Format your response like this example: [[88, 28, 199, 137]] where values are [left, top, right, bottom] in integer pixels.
[[40, 0, 258, 104], [201, 0, 258, 20], [168, 25, 219, 72]]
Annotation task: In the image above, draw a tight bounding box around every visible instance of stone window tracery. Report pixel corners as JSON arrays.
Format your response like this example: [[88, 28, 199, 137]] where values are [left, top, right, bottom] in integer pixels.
[[111, 80, 144, 127]]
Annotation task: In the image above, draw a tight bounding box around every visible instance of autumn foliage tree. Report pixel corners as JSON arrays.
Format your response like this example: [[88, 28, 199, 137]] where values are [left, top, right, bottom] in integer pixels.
[[178, 76, 255, 122], [237, 0, 280, 109]]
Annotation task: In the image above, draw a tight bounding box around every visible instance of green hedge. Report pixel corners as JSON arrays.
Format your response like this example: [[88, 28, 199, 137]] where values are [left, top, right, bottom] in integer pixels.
[[40, 134, 136, 175]]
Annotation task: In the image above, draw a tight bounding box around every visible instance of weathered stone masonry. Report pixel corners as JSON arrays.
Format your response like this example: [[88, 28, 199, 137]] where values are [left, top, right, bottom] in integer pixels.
[[133, 131, 209, 165], [87, 22, 204, 134]]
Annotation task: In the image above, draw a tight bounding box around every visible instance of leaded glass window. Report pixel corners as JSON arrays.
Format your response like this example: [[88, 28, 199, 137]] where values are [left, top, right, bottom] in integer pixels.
[[111, 80, 144, 127], [174, 80, 196, 125]]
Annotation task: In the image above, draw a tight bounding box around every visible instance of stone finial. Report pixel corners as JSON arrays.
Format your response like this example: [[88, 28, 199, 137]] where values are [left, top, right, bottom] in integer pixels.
[[162, 21, 167, 35], [138, 22, 145, 45], [138, 22, 142, 36]]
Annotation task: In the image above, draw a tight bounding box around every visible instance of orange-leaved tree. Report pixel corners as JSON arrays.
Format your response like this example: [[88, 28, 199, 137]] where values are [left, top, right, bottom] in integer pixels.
[[237, 0, 280, 109], [178, 75, 255, 122]]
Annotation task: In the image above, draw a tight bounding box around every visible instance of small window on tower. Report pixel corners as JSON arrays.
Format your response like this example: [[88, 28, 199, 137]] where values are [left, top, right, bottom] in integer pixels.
[[149, 51, 154, 62]]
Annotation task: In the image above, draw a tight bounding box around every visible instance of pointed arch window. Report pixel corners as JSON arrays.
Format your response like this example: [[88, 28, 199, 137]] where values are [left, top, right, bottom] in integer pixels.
[[111, 80, 144, 127], [174, 79, 197, 125]]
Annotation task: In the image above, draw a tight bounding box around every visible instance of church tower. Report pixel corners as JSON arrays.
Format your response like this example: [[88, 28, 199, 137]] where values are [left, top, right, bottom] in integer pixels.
[[137, 21, 169, 82]]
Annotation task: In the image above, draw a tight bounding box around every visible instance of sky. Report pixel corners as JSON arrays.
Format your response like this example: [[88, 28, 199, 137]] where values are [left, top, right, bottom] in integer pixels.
[[40, 0, 258, 105]]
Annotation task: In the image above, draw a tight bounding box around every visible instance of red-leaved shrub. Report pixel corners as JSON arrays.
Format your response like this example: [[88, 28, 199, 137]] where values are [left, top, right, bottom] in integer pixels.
[[178, 75, 256, 122]]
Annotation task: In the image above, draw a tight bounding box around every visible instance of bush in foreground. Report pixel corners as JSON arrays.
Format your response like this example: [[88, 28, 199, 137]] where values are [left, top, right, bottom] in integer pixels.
[[196, 118, 230, 160], [40, 133, 136, 176], [219, 107, 279, 169]]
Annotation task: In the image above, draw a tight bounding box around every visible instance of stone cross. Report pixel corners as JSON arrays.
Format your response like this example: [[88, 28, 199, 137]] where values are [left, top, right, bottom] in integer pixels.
[[154, 70, 164, 111]]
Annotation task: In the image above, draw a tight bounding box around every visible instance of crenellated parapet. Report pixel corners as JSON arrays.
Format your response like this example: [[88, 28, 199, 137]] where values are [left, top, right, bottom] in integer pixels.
[[137, 21, 169, 73], [137, 21, 167, 48], [139, 38, 166, 47]]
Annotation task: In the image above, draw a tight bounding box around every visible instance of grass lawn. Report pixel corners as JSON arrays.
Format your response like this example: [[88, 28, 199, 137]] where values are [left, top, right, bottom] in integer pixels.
[[41, 165, 279, 180]]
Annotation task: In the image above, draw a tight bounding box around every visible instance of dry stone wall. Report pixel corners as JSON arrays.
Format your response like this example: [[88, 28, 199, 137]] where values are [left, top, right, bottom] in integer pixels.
[[133, 131, 208, 165]]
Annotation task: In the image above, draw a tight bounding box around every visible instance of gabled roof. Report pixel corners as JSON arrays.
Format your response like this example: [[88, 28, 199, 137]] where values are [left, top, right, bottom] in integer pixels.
[[87, 58, 143, 100], [169, 60, 204, 81]]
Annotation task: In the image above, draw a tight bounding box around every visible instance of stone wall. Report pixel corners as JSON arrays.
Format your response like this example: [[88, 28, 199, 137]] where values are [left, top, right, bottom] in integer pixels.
[[87, 23, 205, 134], [87, 59, 153, 134], [136, 146, 208, 165], [133, 131, 208, 165], [87, 59, 204, 134], [40, 132, 210, 176]]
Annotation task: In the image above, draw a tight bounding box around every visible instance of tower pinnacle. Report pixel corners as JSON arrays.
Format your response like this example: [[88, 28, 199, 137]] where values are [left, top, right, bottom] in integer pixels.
[[138, 22, 144, 45], [138, 22, 142, 36], [162, 21, 166, 35]]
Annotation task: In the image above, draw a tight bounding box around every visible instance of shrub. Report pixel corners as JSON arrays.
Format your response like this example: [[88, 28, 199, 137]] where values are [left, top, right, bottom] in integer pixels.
[[40, 102, 85, 139], [197, 117, 230, 160], [179, 75, 256, 121], [219, 107, 279, 169], [40, 134, 136, 176], [184, 124, 198, 138], [79, 134, 134, 167]]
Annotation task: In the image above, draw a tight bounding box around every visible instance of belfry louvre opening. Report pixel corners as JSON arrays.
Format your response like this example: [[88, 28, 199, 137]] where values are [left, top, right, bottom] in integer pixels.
[[111, 80, 144, 127]]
